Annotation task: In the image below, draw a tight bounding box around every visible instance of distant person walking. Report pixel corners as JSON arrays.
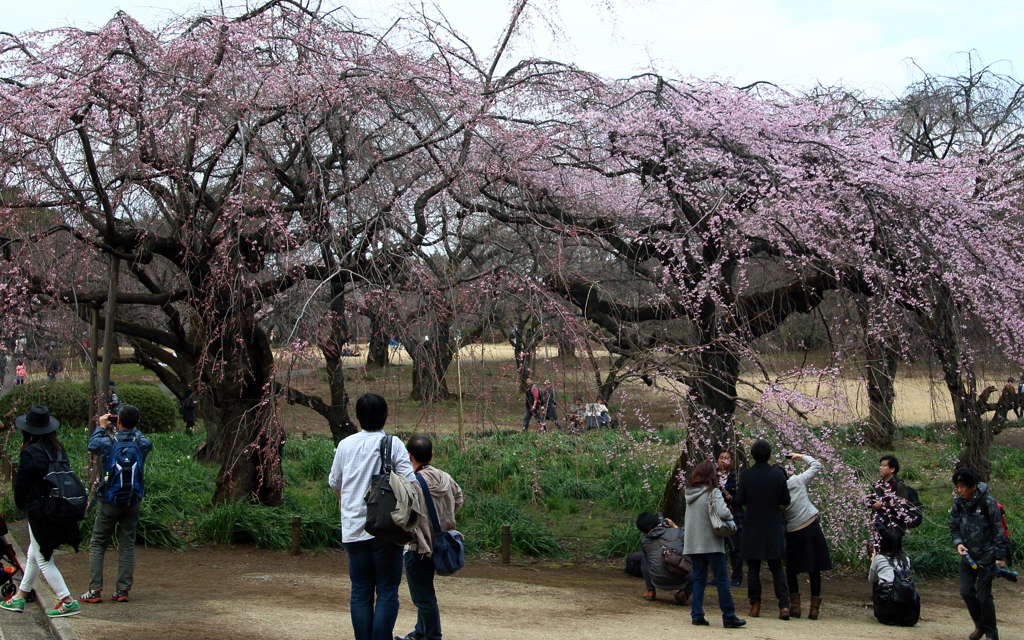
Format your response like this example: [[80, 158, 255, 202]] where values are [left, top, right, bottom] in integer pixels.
[[781, 453, 832, 619], [522, 378, 544, 432], [0, 405, 82, 618], [180, 387, 197, 433], [734, 439, 791, 620], [396, 434, 464, 640], [14, 360, 26, 385], [328, 393, 415, 640], [683, 460, 745, 628]]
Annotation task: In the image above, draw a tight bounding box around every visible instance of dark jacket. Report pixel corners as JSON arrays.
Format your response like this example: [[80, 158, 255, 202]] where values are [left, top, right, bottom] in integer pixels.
[[719, 470, 745, 528], [734, 461, 790, 560], [640, 525, 687, 589], [949, 482, 1008, 566], [13, 443, 83, 560], [180, 396, 196, 422], [873, 475, 911, 532]]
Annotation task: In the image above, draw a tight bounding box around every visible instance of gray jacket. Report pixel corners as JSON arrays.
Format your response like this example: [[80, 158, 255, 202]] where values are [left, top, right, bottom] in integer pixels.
[[783, 455, 822, 531], [641, 525, 687, 589], [683, 486, 732, 555]]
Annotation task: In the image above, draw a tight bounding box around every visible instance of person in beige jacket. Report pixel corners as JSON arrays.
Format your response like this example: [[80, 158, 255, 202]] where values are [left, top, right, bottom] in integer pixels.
[[396, 435, 464, 640]]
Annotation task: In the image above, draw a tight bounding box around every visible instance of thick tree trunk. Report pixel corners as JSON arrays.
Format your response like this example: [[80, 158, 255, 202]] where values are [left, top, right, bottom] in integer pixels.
[[865, 338, 898, 449], [407, 329, 455, 403], [365, 309, 391, 369]]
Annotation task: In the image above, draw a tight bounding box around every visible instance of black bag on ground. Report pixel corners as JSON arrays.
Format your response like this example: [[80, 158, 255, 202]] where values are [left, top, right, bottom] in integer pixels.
[[625, 551, 644, 577], [41, 449, 87, 523], [364, 436, 414, 545]]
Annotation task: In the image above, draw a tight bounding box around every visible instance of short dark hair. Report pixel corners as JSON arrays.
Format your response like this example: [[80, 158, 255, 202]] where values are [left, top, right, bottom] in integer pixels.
[[952, 467, 980, 488], [636, 511, 661, 534], [751, 439, 772, 463], [407, 434, 433, 464], [879, 455, 900, 474], [118, 404, 141, 429], [355, 393, 388, 431]]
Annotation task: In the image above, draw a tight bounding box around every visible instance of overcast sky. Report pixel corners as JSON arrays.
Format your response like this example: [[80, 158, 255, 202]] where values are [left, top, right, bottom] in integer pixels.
[[5, 0, 1022, 95]]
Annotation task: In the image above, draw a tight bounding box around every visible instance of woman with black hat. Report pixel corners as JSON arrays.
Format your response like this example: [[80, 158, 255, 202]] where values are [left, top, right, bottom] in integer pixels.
[[0, 405, 82, 618]]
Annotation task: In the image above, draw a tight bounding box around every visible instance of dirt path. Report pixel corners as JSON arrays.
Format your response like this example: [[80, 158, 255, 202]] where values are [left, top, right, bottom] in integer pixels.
[[30, 532, 1021, 640]]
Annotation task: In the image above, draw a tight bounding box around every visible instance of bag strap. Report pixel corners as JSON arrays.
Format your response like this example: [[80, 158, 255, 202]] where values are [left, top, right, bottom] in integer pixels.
[[415, 473, 443, 534], [377, 435, 393, 475]]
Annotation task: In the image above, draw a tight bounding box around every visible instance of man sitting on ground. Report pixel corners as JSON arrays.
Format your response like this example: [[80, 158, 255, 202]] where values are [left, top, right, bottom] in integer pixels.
[[636, 511, 693, 605]]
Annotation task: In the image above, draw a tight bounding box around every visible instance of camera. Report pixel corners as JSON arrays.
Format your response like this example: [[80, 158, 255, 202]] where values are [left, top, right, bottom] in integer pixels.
[[656, 512, 667, 527], [784, 453, 794, 459], [108, 415, 118, 426]]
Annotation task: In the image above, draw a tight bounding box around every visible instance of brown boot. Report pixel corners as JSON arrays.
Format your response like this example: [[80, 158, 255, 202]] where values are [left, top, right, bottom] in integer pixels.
[[642, 590, 656, 601], [749, 601, 761, 617], [808, 596, 822, 620], [790, 593, 801, 618], [779, 607, 790, 620], [968, 628, 983, 640]]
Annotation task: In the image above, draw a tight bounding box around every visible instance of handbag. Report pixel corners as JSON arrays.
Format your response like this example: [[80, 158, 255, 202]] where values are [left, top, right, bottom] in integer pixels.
[[364, 436, 415, 545], [415, 473, 465, 576], [708, 488, 737, 537], [643, 540, 691, 578]]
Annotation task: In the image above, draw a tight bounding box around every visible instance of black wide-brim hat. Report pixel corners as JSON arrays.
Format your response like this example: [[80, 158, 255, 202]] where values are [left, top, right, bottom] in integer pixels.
[[15, 404, 60, 435]]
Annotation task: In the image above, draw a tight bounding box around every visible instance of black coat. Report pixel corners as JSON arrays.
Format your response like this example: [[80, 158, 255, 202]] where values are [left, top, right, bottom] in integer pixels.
[[14, 444, 83, 561], [734, 462, 790, 560]]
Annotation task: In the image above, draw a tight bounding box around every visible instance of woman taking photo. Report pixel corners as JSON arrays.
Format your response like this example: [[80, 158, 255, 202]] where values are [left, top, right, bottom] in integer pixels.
[[683, 460, 746, 629], [869, 530, 920, 626], [0, 405, 82, 618], [781, 453, 832, 619]]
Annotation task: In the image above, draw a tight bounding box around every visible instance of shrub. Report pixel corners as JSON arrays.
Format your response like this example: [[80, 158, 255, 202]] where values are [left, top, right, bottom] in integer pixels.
[[115, 384, 178, 432], [595, 521, 642, 558], [0, 382, 92, 429]]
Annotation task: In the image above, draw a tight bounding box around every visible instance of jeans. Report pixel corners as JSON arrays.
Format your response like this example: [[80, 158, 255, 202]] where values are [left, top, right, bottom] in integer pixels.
[[522, 409, 535, 431], [344, 538, 405, 640], [404, 551, 441, 640], [89, 501, 141, 592], [21, 524, 70, 600], [747, 558, 789, 608], [690, 553, 739, 622], [959, 557, 999, 639]]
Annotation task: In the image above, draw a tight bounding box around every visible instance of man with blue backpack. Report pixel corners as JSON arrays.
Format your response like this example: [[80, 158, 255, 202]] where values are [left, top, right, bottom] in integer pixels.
[[80, 405, 152, 604]]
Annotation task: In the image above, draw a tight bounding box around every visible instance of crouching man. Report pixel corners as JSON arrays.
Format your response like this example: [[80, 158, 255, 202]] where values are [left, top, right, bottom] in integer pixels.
[[636, 511, 693, 605], [396, 435, 464, 640]]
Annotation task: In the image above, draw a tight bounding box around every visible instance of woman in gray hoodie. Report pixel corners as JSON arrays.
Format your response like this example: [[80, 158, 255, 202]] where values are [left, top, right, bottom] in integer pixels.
[[683, 460, 746, 629]]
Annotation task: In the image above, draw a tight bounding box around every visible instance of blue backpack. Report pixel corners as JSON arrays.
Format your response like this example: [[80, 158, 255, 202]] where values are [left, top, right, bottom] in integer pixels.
[[103, 432, 145, 507]]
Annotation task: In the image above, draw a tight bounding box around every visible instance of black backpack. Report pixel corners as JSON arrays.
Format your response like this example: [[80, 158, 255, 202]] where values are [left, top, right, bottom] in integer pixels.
[[363, 436, 414, 545], [41, 449, 88, 523], [887, 557, 918, 605], [625, 551, 644, 577], [897, 480, 924, 529]]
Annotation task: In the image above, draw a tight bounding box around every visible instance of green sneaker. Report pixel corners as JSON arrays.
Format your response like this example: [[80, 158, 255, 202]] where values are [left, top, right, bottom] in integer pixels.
[[0, 597, 25, 613], [47, 599, 80, 617]]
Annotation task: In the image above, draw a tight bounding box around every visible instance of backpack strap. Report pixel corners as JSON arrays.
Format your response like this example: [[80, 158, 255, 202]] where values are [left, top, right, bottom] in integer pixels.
[[415, 473, 443, 535]]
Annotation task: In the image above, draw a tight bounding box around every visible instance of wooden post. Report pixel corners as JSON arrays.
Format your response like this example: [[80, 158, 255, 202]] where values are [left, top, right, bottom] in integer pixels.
[[500, 524, 511, 564], [291, 515, 302, 556], [1, 452, 11, 485]]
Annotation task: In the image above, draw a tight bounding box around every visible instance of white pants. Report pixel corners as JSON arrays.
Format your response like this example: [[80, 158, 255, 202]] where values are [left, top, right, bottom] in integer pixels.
[[20, 524, 70, 600]]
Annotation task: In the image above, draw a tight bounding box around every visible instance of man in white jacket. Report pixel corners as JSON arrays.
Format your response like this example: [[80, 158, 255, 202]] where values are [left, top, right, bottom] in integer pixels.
[[329, 393, 415, 640], [396, 435, 464, 640]]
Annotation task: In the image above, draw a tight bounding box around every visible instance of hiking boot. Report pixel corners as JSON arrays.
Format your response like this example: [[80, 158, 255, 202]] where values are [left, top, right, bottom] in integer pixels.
[[790, 592, 801, 618], [674, 590, 689, 606], [47, 600, 81, 618], [642, 590, 656, 601], [112, 590, 130, 602], [80, 590, 102, 603], [723, 617, 747, 629], [0, 597, 25, 613]]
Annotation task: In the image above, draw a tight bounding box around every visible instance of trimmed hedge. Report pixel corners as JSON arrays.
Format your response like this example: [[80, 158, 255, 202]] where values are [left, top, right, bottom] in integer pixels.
[[0, 381, 179, 432]]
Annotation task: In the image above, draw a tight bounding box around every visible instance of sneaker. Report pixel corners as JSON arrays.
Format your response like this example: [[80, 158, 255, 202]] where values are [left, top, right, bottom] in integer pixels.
[[47, 600, 81, 618], [0, 597, 25, 613], [112, 590, 130, 602], [80, 590, 102, 603]]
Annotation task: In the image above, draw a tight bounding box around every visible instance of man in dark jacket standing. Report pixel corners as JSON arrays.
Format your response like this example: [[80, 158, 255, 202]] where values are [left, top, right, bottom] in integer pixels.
[[734, 439, 791, 620], [950, 467, 1008, 640]]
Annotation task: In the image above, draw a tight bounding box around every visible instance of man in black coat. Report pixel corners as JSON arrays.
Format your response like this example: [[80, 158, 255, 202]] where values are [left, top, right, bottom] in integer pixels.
[[734, 439, 791, 620]]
